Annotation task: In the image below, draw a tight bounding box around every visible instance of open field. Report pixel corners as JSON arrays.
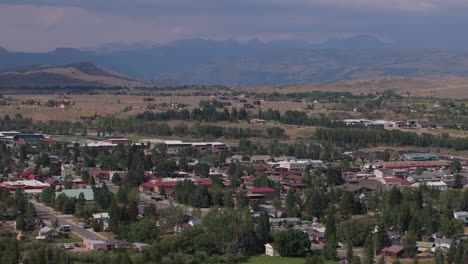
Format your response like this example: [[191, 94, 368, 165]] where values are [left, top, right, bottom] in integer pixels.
[[0, 93, 307, 122], [237, 76, 468, 99]]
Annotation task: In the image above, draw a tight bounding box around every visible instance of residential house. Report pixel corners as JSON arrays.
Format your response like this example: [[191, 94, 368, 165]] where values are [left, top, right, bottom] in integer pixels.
[[453, 211, 468, 225], [251, 155, 273, 163], [83, 239, 108, 251], [248, 187, 278, 201], [379, 177, 409, 187], [381, 245, 404, 257], [434, 238, 454, 250], [55, 189, 94, 202], [133, 242, 151, 252], [264, 243, 280, 256], [38, 226, 59, 239], [416, 241, 434, 252]]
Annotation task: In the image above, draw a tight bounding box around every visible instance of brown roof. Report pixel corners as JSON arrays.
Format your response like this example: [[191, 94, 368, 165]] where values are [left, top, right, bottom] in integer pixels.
[[382, 245, 404, 254], [336, 180, 378, 192]]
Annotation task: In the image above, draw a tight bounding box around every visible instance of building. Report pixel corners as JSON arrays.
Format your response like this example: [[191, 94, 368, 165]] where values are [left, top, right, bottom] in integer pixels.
[[453, 211, 468, 223], [13, 134, 47, 145], [83, 239, 108, 251], [0, 180, 50, 190], [38, 226, 59, 239], [103, 136, 129, 145], [133, 242, 151, 252], [264, 243, 280, 256], [248, 187, 278, 201], [250, 119, 267, 124], [381, 245, 404, 257], [251, 155, 273, 163], [401, 153, 439, 162], [379, 178, 409, 186], [56, 189, 94, 202]]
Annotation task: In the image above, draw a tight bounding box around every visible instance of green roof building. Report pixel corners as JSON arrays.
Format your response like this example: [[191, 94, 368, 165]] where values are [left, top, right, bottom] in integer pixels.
[[401, 153, 439, 161], [56, 189, 94, 201]]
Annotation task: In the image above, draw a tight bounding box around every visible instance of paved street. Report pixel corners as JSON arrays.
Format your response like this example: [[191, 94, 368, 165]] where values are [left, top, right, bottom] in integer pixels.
[[32, 201, 107, 241]]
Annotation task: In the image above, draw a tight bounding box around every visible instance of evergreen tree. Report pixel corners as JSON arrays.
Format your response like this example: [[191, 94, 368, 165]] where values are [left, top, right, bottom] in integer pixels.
[[363, 233, 375, 264], [323, 208, 337, 260]]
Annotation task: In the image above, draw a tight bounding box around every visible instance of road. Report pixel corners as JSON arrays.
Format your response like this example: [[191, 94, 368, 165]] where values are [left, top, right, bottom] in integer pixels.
[[32, 201, 107, 241]]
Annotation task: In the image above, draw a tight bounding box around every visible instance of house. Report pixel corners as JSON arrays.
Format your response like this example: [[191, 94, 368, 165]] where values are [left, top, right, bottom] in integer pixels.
[[374, 168, 393, 178], [250, 119, 267, 124], [416, 241, 434, 252], [248, 187, 278, 201], [434, 238, 453, 250], [106, 239, 133, 250], [379, 177, 409, 186], [251, 155, 273, 163], [453, 211, 468, 224], [336, 180, 379, 194], [83, 239, 108, 251], [412, 181, 448, 191], [55, 189, 94, 202], [133, 242, 151, 252], [426, 181, 448, 191], [308, 231, 325, 243], [269, 217, 301, 227], [16, 217, 43, 231], [381, 245, 404, 257], [38, 226, 59, 239], [264, 243, 280, 256]]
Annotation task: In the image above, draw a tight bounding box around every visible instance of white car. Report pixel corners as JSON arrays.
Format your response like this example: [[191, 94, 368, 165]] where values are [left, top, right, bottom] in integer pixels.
[[64, 244, 73, 250]]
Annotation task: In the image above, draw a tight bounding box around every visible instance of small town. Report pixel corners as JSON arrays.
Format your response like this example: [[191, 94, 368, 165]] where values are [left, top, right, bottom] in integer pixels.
[[0, 129, 468, 264]]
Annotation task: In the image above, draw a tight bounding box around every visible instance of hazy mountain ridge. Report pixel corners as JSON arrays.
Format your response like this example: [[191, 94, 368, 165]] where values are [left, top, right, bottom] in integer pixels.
[[1, 36, 468, 86]]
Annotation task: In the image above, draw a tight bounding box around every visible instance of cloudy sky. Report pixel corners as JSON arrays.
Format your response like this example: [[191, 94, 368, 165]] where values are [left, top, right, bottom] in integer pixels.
[[1, 0, 467, 52]]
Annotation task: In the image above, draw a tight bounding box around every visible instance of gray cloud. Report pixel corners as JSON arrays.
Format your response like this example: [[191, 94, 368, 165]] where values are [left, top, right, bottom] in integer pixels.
[[1, 0, 468, 51]]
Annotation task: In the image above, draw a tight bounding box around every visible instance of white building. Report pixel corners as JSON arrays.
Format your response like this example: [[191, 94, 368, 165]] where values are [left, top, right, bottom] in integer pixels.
[[264, 243, 280, 257]]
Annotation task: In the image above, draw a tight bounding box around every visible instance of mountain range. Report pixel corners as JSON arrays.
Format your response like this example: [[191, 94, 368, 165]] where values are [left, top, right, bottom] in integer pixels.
[[1, 36, 468, 87]]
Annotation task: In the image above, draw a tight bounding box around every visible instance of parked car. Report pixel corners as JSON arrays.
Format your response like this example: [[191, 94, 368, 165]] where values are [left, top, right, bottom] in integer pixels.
[[151, 196, 162, 201], [64, 244, 73, 250], [59, 225, 71, 232]]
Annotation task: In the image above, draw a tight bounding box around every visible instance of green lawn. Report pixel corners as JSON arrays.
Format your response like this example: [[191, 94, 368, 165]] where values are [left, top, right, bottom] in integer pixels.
[[242, 256, 339, 264]]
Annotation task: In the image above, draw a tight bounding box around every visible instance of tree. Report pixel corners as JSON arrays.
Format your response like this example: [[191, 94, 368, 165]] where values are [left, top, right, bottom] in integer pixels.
[[112, 173, 121, 185], [286, 189, 299, 217], [25, 203, 37, 217], [402, 234, 417, 258], [339, 191, 357, 215], [144, 204, 157, 218], [435, 249, 445, 264], [15, 216, 26, 231], [363, 233, 375, 264], [324, 208, 337, 260], [450, 160, 462, 174], [454, 173, 463, 189], [274, 229, 310, 257]]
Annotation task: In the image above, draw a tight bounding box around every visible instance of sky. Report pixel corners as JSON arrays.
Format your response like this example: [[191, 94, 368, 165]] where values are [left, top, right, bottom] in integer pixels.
[[1, 0, 468, 52]]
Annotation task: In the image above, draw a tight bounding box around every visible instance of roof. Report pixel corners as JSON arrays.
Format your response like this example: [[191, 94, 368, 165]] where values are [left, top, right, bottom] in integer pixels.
[[336, 180, 378, 192], [56, 189, 94, 201], [382, 177, 408, 182], [416, 241, 434, 248], [249, 187, 277, 193], [93, 213, 109, 219], [382, 245, 404, 253]]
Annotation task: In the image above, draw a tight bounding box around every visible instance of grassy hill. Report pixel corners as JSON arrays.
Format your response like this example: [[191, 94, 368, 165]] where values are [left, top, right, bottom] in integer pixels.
[[0, 61, 146, 88]]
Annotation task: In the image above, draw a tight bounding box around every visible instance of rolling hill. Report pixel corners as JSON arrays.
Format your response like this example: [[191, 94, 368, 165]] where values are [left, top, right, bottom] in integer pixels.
[[0, 62, 146, 88]]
